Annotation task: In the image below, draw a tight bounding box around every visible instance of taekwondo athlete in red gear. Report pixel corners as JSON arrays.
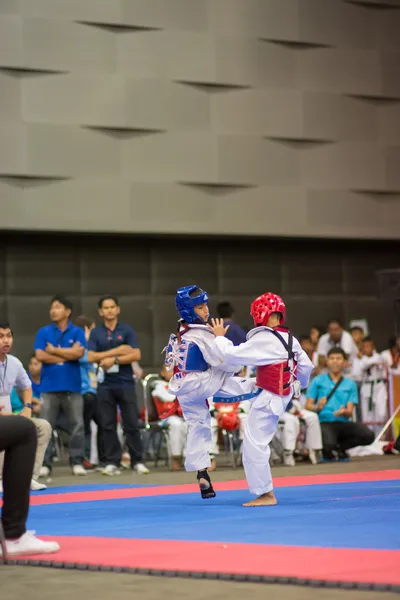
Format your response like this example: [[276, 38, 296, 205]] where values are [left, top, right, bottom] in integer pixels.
[[164, 285, 258, 500], [207, 292, 314, 507]]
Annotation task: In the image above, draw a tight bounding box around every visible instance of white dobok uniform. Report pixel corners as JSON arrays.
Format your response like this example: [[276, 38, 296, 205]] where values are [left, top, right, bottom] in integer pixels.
[[167, 324, 313, 496], [280, 400, 322, 452], [352, 353, 388, 432], [152, 380, 219, 458], [167, 325, 254, 472]]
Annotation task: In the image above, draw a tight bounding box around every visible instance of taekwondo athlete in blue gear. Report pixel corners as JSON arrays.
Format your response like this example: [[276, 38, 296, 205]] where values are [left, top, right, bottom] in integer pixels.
[[164, 285, 257, 499]]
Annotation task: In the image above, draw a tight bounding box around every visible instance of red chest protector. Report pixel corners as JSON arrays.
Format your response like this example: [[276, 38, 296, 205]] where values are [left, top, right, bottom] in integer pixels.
[[256, 328, 297, 397]]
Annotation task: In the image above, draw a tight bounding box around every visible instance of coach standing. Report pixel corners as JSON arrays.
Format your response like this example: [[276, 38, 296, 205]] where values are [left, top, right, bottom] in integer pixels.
[[88, 295, 149, 476]]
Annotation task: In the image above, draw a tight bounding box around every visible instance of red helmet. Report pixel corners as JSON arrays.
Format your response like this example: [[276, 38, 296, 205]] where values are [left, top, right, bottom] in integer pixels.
[[250, 292, 286, 327], [217, 411, 240, 432]]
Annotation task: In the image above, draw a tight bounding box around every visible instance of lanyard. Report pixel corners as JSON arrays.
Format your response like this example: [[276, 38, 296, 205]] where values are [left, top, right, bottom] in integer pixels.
[[0, 357, 8, 392]]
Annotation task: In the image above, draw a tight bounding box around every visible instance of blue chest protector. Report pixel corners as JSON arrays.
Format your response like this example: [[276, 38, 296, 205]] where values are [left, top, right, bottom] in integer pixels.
[[165, 334, 208, 373]]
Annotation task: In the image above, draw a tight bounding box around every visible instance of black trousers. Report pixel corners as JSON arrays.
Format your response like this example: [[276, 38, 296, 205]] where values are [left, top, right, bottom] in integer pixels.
[[321, 421, 375, 458], [0, 416, 37, 539], [83, 392, 106, 463], [96, 386, 143, 467]]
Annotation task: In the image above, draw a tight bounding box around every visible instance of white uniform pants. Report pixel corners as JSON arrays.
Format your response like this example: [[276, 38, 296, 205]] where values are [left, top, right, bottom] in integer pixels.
[[242, 390, 291, 496], [280, 411, 322, 451], [360, 381, 387, 434], [178, 375, 254, 472]]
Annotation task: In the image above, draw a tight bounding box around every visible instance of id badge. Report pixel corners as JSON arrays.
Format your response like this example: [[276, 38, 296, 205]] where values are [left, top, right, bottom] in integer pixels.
[[106, 364, 120, 374]]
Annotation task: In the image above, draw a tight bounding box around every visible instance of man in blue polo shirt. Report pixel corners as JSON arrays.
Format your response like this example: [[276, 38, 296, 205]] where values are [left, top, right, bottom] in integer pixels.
[[217, 301, 247, 346], [305, 347, 374, 461], [34, 296, 87, 476], [88, 295, 149, 475]]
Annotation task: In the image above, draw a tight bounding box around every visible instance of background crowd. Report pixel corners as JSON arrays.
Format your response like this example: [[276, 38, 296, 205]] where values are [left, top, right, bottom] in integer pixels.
[[2, 294, 400, 491]]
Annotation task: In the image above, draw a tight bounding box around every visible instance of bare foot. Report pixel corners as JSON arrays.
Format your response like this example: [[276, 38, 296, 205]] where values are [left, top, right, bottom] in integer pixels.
[[208, 459, 217, 472], [171, 457, 182, 472], [243, 491, 277, 507]]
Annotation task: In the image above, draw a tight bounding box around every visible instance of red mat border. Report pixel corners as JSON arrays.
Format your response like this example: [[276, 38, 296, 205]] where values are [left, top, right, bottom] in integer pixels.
[[16, 536, 400, 586], [28, 469, 400, 506]]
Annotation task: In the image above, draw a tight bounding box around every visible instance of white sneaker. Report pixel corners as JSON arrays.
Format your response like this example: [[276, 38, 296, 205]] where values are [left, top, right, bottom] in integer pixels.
[[283, 451, 296, 467], [102, 464, 121, 476], [1, 531, 60, 557], [308, 449, 320, 465], [30, 479, 47, 491], [39, 466, 50, 478], [72, 464, 87, 476], [133, 463, 150, 475]]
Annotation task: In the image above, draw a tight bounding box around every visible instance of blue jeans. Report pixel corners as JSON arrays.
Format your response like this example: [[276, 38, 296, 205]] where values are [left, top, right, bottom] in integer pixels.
[[40, 392, 85, 469]]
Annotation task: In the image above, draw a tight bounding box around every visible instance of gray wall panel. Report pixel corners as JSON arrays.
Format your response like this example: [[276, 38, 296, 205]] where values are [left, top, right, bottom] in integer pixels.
[[1, 233, 399, 367], [1, 0, 400, 239]]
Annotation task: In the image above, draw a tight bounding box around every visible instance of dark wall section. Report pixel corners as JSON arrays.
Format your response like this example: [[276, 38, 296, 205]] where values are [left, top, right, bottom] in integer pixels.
[[1, 233, 399, 368]]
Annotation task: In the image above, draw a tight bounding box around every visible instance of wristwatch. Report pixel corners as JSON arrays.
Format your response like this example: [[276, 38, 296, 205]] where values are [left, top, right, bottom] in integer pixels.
[[24, 403, 33, 409], [114, 357, 119, 365]]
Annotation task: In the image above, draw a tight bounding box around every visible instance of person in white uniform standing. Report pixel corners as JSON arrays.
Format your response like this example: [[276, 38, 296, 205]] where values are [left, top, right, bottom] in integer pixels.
[[164, 286, 258, 500], [352, 336, 388, 434], [207, 292, 314, 506]]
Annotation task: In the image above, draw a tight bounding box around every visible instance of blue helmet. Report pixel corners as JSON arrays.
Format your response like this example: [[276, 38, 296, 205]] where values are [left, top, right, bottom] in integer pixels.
[[175, 285, 209, 324]]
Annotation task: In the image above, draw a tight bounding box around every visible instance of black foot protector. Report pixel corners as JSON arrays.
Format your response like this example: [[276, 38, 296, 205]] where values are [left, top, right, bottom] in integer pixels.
[[197, 469, 216, 499]]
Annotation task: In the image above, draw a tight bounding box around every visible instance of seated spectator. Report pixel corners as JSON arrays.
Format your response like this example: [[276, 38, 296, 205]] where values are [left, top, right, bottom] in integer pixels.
[[0, 321, 51, 492], [305, 347, 374, 461], [279, 399, 322, 466], [352, 337, 388, 434], [27, 354, 42, 410], [317, 319, 358, 373], [152, 365, 188, 471], [381, 336, 400, 376], [350, 326, 365, 356], [0, 387, 51, 491], [0, 415, 60, 557], [309, 325, 323, 351], [300, 336, 319, 368], [217, 302, 247, 346]]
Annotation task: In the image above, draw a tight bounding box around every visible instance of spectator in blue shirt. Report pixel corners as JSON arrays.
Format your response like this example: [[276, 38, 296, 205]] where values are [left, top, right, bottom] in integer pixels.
[[75, 315, 101, 468], [27, 354, 42, 400], [217, 302, 247, 346], [305, 347, 374, 461], [88, 295, 149, 475], [34, 296, 87, 476]]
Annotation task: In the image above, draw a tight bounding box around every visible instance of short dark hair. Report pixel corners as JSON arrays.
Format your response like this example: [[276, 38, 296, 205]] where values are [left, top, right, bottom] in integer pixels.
[[98, 295, 119, 309], [0, 321, 12, 332], [327, 319, 343, 328], [299, 335, 312, 343], [350, 326, 364, 333], [362, 336, 373, 343], [75, 315, 95, 330], [327, 346, 347, 359], [217, 302, 234, 319], [51, 295, 73, 312]]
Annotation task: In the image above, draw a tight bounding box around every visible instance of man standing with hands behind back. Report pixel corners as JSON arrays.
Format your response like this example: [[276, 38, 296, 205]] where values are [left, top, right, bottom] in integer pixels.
[[88, 295, 149, 476]]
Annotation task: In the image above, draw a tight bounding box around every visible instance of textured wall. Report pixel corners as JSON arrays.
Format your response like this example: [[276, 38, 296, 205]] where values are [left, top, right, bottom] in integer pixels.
[[2, 232, 399, 368], [1, 0, 400, 238]]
